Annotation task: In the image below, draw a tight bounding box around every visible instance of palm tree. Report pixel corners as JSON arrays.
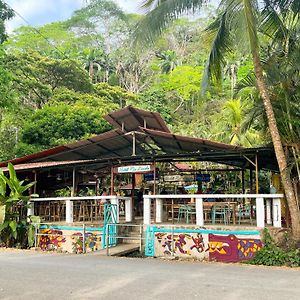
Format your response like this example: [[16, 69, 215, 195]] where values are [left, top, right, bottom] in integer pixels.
[[135, 0, 300, 239], [212, 99, 262, 147], [155, 49, 181, 73]]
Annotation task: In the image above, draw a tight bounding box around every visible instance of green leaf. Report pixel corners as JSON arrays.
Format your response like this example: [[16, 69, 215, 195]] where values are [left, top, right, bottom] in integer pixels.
[[9, 220, 18, 239]]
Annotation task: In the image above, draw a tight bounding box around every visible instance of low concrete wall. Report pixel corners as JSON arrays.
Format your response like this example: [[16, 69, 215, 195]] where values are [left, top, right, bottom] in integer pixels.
[[145, 225, 263, 262], [38, 225, 103, 254]]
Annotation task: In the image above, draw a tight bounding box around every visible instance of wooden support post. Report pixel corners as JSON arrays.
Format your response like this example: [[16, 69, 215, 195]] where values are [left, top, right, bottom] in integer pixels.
[[250, 169, 253, 193], [132, 132, 136, 156], [131, 173, 135, 218], [153, 161, 156, 223], [72, 167, 76, 197], [110, 166, 114, 195], [255, 154, 259, 194], [33, 171, 37, 194], [28, 171, 37, 217], [153, 161, 157, 195], [95, 177, 99, 195], [241, 169, 245, 194]]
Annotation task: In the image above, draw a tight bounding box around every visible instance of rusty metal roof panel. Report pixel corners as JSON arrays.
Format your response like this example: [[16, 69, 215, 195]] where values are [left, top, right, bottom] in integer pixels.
[[141, 128, 242, 153], [104, 105, 170, 133], [0, 160, 94, 172]]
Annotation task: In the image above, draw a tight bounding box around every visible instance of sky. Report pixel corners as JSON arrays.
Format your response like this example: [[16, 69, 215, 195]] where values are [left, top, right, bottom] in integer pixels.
[[5, 0, 140, 33]]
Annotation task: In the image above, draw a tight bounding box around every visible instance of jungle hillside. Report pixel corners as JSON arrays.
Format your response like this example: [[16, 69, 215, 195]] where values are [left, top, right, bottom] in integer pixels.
[[0, 1, 299, 233]]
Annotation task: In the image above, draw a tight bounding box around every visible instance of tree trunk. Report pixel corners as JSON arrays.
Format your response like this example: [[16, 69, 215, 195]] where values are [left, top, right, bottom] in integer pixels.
[[243, 0, 300, 239], [89, 62, 94, 83], [255, 59, 300, 239]]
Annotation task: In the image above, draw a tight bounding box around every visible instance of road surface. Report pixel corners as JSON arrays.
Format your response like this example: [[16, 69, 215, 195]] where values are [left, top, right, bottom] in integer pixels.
[[0, 250, 299, 300]]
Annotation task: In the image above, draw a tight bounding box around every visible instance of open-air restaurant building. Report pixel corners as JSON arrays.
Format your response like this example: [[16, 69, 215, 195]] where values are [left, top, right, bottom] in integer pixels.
[[0, 106, 290, 261]]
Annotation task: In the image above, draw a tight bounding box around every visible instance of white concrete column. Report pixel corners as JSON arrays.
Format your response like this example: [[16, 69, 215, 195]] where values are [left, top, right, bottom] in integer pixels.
[[196, 198, 204, 226], [27, 201, 34, 217], [266, 199, 272, 225], [256, 197, 265, 228], [66, 200, 73, 223], [156, 198, 163, 223], [125, 198, 132, 222], [110, 197, 119, 223], [143, 196, 151, 225], [272, 198, 282, 228]]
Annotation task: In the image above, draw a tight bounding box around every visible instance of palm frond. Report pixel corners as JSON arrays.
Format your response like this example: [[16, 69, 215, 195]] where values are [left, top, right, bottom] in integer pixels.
[[234, 71, 256, 93], [201, 11, 232, 93], [133, 0, 206, 47], [260, 4, 287, 39]]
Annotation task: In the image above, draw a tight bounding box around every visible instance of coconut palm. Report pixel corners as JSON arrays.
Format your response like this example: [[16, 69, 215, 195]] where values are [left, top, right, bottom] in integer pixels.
[[135, 0, 300, 238], [211, 99, 262, 147], [155, 49, 181, 73]]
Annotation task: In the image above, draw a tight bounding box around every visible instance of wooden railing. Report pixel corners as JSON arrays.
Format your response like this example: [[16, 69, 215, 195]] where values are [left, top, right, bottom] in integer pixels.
[[29, 196, 132, 223]]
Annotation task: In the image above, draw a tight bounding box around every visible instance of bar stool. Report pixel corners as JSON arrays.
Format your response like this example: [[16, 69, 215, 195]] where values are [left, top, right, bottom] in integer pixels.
[[50, 202, 60, 222], [78, 201, 89, 221]]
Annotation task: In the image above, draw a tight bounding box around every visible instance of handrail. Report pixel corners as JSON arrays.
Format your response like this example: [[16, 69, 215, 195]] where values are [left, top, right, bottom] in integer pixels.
[[32, 196, 132, 202], [144, 193, 284, 199], [143, 193, 283, 228]]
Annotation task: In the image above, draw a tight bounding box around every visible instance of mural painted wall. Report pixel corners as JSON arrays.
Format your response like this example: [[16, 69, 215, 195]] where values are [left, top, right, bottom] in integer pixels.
[[38, 226, 102, 254], [146, 226, 262, 262]]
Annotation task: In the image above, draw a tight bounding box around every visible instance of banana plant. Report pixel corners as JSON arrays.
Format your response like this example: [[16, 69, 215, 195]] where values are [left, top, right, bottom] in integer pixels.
[[0, 162, 38, 247]]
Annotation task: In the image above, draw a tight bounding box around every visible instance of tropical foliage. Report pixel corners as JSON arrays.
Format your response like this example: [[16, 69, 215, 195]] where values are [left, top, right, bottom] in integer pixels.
[[0, 0, 299, 237], [0, 163, 39, 248]]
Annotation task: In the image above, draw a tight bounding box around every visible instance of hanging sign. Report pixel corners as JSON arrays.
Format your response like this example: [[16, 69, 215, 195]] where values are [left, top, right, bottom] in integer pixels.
[[196, 174, 211, 182], [117, 165, 152, 174], [144, 172, 160, 181]]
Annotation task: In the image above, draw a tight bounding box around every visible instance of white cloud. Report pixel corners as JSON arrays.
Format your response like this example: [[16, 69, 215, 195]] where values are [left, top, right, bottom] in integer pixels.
[[4, 0, 141, 33], [5, 0, 83, 33], [113, 0, 140, 13]]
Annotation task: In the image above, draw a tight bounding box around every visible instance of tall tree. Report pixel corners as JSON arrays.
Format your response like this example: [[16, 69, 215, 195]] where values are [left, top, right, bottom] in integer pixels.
[[135, 0, 300, 239], [0, 1, 14, 43]]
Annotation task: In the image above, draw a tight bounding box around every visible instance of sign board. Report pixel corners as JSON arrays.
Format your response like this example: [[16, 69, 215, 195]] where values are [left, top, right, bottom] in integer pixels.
[[164, 175, 182, 182], [163, 174, 194, 182], [117, 165, 151, 174], [144, 172, 160, 181], [196, 174, 211, 182]]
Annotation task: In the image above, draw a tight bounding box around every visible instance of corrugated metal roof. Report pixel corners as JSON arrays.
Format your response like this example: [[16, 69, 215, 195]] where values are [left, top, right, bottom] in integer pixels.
[[0, 160, 94, 171], [104, 105, 170, 133], [0, 106, 279, 172]]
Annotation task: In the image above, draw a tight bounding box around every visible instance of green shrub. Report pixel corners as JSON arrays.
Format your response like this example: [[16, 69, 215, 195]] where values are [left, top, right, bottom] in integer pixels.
[[249, 229, 300, 267]]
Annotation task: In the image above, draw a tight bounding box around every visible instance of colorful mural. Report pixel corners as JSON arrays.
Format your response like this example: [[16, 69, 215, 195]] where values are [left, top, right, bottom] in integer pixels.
[[71, 232, 101, 254], [207, 234, 262, 262], [154, 232, 208, 259], [38, 227, 102, 253], [39, 228, 66, 251], [148, 227, 263, 262]]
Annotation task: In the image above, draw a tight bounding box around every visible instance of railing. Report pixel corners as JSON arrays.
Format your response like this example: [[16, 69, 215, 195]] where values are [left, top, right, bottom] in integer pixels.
[[105, 223, 145, 256], [143, 194, 284, 228], [29, 196, 132, 223]]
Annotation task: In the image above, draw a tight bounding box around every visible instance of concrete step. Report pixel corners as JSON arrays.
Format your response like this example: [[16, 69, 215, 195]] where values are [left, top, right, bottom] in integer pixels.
[[94, 244, 140, 256]]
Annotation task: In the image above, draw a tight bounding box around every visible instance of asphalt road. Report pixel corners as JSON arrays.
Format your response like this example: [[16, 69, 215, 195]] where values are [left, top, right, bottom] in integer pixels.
[[0, 250, 299, 300]]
